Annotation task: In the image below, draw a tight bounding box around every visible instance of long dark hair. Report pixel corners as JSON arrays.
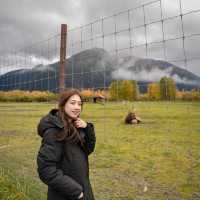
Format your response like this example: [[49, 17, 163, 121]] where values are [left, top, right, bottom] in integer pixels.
[[55, 90, 84, 145]]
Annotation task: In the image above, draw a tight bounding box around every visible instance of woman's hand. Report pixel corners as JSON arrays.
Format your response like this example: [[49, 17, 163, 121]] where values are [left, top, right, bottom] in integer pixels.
[[74, 118, 87, 128]]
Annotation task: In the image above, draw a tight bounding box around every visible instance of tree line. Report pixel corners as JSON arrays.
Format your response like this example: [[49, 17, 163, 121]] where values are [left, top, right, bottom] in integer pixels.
[[109, 76, 199, 101], [0, 76, 199, 102]]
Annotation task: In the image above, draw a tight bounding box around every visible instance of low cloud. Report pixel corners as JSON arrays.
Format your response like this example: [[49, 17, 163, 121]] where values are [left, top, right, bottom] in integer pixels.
[[112, 66, 200, 85]]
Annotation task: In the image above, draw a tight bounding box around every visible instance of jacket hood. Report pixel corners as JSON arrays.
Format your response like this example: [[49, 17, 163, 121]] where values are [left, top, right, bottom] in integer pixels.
[[37, 109, 64, 137]]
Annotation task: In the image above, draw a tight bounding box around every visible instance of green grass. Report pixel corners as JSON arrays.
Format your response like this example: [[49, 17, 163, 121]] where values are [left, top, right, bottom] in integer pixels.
[[0, 101, 200, 200], [0, 167, 32, 200]]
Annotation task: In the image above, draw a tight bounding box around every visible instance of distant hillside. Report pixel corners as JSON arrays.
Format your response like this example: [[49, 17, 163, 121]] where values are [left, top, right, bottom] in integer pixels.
[[0, 48, 199, 92]]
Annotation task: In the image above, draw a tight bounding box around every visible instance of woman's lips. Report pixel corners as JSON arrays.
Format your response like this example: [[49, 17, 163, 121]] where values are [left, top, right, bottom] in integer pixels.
[[72, 111, 80, 115]]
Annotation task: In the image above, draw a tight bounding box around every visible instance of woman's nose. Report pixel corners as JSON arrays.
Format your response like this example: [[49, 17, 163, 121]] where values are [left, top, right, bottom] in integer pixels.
[[74, 103, 81, 109]]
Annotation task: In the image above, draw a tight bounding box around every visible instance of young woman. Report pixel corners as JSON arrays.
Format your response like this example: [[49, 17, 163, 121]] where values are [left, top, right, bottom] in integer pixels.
[[37, 90, 96, 200]]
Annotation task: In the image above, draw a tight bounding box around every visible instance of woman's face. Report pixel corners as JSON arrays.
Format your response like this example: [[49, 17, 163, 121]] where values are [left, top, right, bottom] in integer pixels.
[[64, 94, 82, 120]]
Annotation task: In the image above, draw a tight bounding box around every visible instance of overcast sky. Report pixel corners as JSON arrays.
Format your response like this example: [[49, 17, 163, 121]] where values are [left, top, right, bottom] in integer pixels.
[[0, 0, 200, 76]]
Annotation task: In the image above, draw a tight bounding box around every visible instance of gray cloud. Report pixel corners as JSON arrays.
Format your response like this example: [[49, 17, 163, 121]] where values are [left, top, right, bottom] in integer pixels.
[[0, 0, 200, 76], [112, 66, 199, 85]]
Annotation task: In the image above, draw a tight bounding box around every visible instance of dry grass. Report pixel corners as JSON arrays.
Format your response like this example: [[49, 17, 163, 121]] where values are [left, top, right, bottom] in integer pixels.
[[0, 101, 200, 200]]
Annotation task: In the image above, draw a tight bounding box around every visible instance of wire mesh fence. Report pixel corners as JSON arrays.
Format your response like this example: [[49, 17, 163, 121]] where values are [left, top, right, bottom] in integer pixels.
[[0, 34, 61, 92], [0, 0, 200, 92], [0, 0, 200, 199]]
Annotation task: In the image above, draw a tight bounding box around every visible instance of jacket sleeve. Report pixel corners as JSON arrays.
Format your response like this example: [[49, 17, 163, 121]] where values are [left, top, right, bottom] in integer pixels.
[[37, 128, 83, 199], [82, 123, 96, 155]]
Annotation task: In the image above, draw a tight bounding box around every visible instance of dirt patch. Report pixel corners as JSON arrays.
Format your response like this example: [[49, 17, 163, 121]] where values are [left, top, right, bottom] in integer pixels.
[[91, 168, 186, 200], [0, 145, 11, 149], [0, 109, 37, 112], [0, 105, 12, 108], [0, 130, 18, 136]]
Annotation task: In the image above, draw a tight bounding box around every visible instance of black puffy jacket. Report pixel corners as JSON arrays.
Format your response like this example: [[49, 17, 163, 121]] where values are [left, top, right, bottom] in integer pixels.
[[37, 109, 96, 200]]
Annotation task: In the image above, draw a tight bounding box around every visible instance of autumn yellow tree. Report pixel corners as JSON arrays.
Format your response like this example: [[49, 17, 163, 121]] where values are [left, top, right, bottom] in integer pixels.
[[80, 89, 94, 101], [159, 77, 176, 100], [109, 80, 122, 100], [120, 80, 134, 100], [148, 83, 160, 100], [131, 80, 139, 100], [109, 80, 139, 101]]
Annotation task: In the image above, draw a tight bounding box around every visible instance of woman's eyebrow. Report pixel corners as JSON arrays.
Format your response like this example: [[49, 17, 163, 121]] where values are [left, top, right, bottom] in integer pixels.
[[70, 100, 82, 103]]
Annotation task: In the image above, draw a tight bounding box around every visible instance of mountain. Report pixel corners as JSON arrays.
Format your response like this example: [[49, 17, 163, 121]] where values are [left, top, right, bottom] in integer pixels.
[[112, 56, 200, 91], [113, 57, 200, 84], [0, 48, 199, 92]]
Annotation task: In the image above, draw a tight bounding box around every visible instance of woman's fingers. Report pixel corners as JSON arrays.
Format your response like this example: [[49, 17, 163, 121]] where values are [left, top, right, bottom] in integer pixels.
[[74, 118, 87, 128]]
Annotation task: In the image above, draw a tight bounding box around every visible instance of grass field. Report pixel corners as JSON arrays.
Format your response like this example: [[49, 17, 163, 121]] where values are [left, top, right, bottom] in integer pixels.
[[0, 101, 200, 200]]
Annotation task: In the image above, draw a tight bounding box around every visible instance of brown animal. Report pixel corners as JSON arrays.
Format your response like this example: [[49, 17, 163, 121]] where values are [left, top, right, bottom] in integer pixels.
[[93, 94, 105, 104], [125, 112, 142, 124]]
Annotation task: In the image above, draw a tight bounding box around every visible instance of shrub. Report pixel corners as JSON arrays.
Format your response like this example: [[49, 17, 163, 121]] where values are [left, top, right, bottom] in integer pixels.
[[0, 90, 57, 102]]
